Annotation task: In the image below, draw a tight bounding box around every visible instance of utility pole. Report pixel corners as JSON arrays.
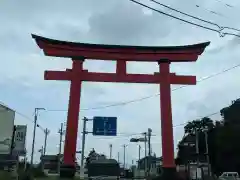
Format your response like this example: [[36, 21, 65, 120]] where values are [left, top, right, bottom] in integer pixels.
[[31, 107, 45, 166], [147, 128, 152, 176], [118, 152, 120, 163], [143, 132, 147, 176], [58, 123, 64, 174], [138, 145, 141, 163], [148, 128, 152, 157], [10, 126, 16, 155], [109, 144, 112, 159], [43, 128, 50, 155], [195, 128, 200, 179], [58, 123, 64, 155], [204, 129, 211, 176], [123, 144, 127, 169], [38, 146, 43, 157], [195, 129, 199, 163], [39, 146, 44, 171], [81, 117, 88, 167]]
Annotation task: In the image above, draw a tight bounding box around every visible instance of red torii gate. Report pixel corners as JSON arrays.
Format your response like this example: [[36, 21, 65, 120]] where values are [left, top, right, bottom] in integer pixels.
[[32, 34, 209, 178]]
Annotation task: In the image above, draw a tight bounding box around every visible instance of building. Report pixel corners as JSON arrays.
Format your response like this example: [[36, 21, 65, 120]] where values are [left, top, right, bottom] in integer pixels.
[[40, 154, 80, 173], [138, 156, 162, 170], [40, 154, 62, 172]]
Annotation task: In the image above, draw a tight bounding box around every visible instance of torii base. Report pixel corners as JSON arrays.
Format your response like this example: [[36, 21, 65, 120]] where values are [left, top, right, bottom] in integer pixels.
[[59, 164, 76, 179]]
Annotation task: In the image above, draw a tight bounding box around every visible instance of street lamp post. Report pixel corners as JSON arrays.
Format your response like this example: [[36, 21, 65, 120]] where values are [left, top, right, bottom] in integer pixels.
[[130, 133, 148, 174]]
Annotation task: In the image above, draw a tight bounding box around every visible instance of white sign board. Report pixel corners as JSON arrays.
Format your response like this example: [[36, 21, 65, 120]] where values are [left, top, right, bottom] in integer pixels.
[[13, 125, 27, 156], [0, 104, 15, 154]]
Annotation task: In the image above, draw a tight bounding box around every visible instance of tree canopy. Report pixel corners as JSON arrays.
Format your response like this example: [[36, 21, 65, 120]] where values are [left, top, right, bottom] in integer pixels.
[[176, 99, 240, 175], [85, 149, 107, 169]]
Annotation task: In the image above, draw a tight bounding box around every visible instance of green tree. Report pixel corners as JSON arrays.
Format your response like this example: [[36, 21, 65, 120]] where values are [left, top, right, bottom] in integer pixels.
[[177, 117, 217, 170], [177, 98, 240, 175], [85, 149, 107, 169], [220, 98, 240, 125], [184, 117, 214, 135]]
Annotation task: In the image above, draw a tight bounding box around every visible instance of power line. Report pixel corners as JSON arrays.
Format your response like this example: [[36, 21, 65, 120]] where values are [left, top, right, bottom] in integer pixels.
[[149, 0, 220, 29], [0, 101, 45, 132], [195, 4, 228, 18], [81, 111, 220, 141], [129, 0, 240, 38], [150, 0, 240, 32], [194, 5, 240, 32], [130, 0, 218, 32], [46, 63, 240, 112], [172, 111, 220, 129], [214, 0, 235, 8]]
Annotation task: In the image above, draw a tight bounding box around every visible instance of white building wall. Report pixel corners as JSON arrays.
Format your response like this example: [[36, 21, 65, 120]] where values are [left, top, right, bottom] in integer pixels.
[[0, 104, 15, 154]]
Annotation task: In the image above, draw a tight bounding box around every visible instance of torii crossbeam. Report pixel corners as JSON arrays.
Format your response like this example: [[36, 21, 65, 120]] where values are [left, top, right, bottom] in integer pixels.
[[32, 34, 209, 179]]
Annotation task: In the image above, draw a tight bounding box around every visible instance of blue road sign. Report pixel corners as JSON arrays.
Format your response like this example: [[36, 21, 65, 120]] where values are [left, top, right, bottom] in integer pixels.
[[92, 116, 117, 136]]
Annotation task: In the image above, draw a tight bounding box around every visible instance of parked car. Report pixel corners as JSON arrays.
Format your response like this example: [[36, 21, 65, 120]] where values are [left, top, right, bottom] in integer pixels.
[[88, 159, 120, 180]]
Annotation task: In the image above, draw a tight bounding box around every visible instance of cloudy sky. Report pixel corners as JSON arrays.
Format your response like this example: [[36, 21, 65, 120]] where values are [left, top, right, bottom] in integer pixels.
[[0, 0, 240, 167]]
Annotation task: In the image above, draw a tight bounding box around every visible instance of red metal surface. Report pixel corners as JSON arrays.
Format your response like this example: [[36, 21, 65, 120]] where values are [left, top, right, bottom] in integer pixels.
[[63, 60, 83, 165], [32, 34, 209, 169], [159, 62, 175, 168], [44, 48, 199, 62], [45, 70, 196, 84]]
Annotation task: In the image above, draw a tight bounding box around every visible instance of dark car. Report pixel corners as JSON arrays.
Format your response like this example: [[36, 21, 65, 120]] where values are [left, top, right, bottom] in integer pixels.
[[88, 159, 120, 179]]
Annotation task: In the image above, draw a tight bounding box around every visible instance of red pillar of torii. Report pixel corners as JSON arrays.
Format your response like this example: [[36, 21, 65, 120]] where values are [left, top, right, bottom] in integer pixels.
[[32, 34, 209, 178]]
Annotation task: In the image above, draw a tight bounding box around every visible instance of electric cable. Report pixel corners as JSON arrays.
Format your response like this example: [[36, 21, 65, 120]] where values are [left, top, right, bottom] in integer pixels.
[[149, 0, 240, 32], [46, 63, 240, 112], [0, 101, 45, 132], [129, 0, 240, 38]]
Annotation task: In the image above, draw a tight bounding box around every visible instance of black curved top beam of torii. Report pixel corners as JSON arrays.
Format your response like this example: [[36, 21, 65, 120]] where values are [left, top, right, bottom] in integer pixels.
[[32, 34, 210, 62]]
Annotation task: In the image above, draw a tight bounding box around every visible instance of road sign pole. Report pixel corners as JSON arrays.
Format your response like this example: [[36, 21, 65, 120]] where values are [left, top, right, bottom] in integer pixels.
[[81, 117, 87, 167]]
